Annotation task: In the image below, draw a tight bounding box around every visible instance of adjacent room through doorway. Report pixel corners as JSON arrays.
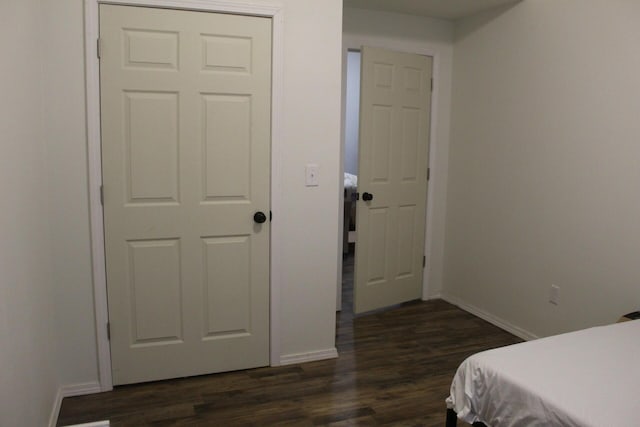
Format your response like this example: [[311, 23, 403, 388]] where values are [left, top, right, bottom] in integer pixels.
[[341, 50, 361, 313]]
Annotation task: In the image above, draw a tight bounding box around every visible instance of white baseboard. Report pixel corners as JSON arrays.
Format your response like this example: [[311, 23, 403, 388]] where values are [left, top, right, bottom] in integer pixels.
[[424, 293, 442, 301], [61, 382, 103, 397], [440, 293, 539, 341], [61, 422, 110, 427], [279, 347, 339, 366], [49, 382, 103, 427]]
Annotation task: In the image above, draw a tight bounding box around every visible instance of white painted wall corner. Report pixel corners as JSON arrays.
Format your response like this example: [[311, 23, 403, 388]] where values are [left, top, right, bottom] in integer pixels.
[[49, 382, 102, 427]]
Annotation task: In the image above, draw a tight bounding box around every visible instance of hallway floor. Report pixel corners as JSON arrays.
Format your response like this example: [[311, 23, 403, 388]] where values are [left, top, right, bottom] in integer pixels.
[[57, 253, 520, 426]]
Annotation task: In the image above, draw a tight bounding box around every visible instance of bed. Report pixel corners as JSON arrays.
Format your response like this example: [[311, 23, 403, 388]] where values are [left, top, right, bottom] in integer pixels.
[[445, 320, 640, 427], [343, 173, 357, 253]]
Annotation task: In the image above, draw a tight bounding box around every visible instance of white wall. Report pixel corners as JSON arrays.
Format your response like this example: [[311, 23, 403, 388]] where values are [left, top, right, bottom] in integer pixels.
[[0, 4, 343, 422], [344, 51, 360, 175], [342, 7, 453, 296], [44, 0, 100, 389], [444, 0, 640, 338], [0, 0, 342, 422], [275, 0, 343, 357], [0, 1, 60, 425]]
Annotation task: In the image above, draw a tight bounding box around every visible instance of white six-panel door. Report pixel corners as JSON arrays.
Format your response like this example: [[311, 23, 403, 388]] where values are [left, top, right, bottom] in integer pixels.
[[354, 46, 432, 314], [100, 5, 271, 385]]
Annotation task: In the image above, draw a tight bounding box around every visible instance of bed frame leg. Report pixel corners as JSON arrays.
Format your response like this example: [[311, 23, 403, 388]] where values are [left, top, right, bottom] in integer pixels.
[[446, 408, 457, 427]]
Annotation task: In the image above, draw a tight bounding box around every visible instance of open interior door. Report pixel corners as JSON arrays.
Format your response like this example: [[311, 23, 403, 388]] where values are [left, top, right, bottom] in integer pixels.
[[354, 46, 432, 314]]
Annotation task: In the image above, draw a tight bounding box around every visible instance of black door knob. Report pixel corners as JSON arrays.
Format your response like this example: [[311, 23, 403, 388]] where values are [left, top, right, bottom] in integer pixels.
[[362, 192, 373, 201], [254, 211, 267, 224]]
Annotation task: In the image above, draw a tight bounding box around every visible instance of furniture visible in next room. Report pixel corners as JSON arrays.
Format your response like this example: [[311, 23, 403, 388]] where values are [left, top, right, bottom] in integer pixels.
[[446, 320, 640, 427], [343, 173, 357, 254]]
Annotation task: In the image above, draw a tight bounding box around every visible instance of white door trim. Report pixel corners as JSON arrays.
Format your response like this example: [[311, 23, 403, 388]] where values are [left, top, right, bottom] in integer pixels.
[[338, 35, 441, 307], [84, 0, 285, 391]]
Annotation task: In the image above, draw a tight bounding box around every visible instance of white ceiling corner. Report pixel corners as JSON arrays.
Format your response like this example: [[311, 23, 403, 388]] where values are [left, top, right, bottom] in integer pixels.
[[343, 0, 522, 20]]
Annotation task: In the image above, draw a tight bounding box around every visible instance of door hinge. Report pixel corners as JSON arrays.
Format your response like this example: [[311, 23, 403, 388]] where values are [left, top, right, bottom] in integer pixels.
[[423, 255, 426, 268], [97, 38, 102, 59], [107, 322, 111, 340], [430, 78, 433, 92], [427, 168, 431, 181], [100, 185, 104, 205]]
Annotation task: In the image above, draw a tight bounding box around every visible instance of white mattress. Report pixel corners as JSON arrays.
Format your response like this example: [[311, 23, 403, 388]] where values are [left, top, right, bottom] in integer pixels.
[[446, 320, 640, 427]]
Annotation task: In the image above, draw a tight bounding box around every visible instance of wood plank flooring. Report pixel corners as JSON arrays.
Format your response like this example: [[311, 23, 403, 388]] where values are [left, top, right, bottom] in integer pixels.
[[57, 253, 521, 426]]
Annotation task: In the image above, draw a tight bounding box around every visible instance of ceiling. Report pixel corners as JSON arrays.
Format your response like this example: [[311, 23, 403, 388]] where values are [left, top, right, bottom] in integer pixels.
[[343, 0, 521, 20]]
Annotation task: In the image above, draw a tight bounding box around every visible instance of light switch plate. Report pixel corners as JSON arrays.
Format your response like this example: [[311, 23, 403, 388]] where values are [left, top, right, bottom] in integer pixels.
[[306, 164, 319, 186]]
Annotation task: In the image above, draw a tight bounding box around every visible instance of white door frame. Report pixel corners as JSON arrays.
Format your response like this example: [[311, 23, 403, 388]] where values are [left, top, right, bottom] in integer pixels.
[[338, 35, 441, 309], [84, 0, 284, 391]]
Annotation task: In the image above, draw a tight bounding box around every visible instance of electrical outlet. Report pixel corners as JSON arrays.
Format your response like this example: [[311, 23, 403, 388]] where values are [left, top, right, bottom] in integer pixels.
[[549, 284, 560, 305]]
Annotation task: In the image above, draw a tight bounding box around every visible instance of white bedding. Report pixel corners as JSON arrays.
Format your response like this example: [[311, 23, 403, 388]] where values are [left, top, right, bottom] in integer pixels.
[[447, 320, 640, 427], [344, 172, 357, 191]]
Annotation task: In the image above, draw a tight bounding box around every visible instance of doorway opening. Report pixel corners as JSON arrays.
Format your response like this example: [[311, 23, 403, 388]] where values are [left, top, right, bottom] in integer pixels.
[[340, 49, 361, 318], [339, 45, 434, 318]]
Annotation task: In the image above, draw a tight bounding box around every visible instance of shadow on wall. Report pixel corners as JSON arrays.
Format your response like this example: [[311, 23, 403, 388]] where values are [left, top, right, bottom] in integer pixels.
[[454, 2, 522, 43], [342, 6, 453, 45]]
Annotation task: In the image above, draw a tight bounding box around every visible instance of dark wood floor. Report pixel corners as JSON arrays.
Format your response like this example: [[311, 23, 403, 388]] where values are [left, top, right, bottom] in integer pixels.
[[57, 253, 520, 426]]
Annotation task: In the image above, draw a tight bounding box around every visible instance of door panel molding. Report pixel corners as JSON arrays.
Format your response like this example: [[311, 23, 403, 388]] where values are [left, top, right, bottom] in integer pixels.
[[84, 0, 284, 391]]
